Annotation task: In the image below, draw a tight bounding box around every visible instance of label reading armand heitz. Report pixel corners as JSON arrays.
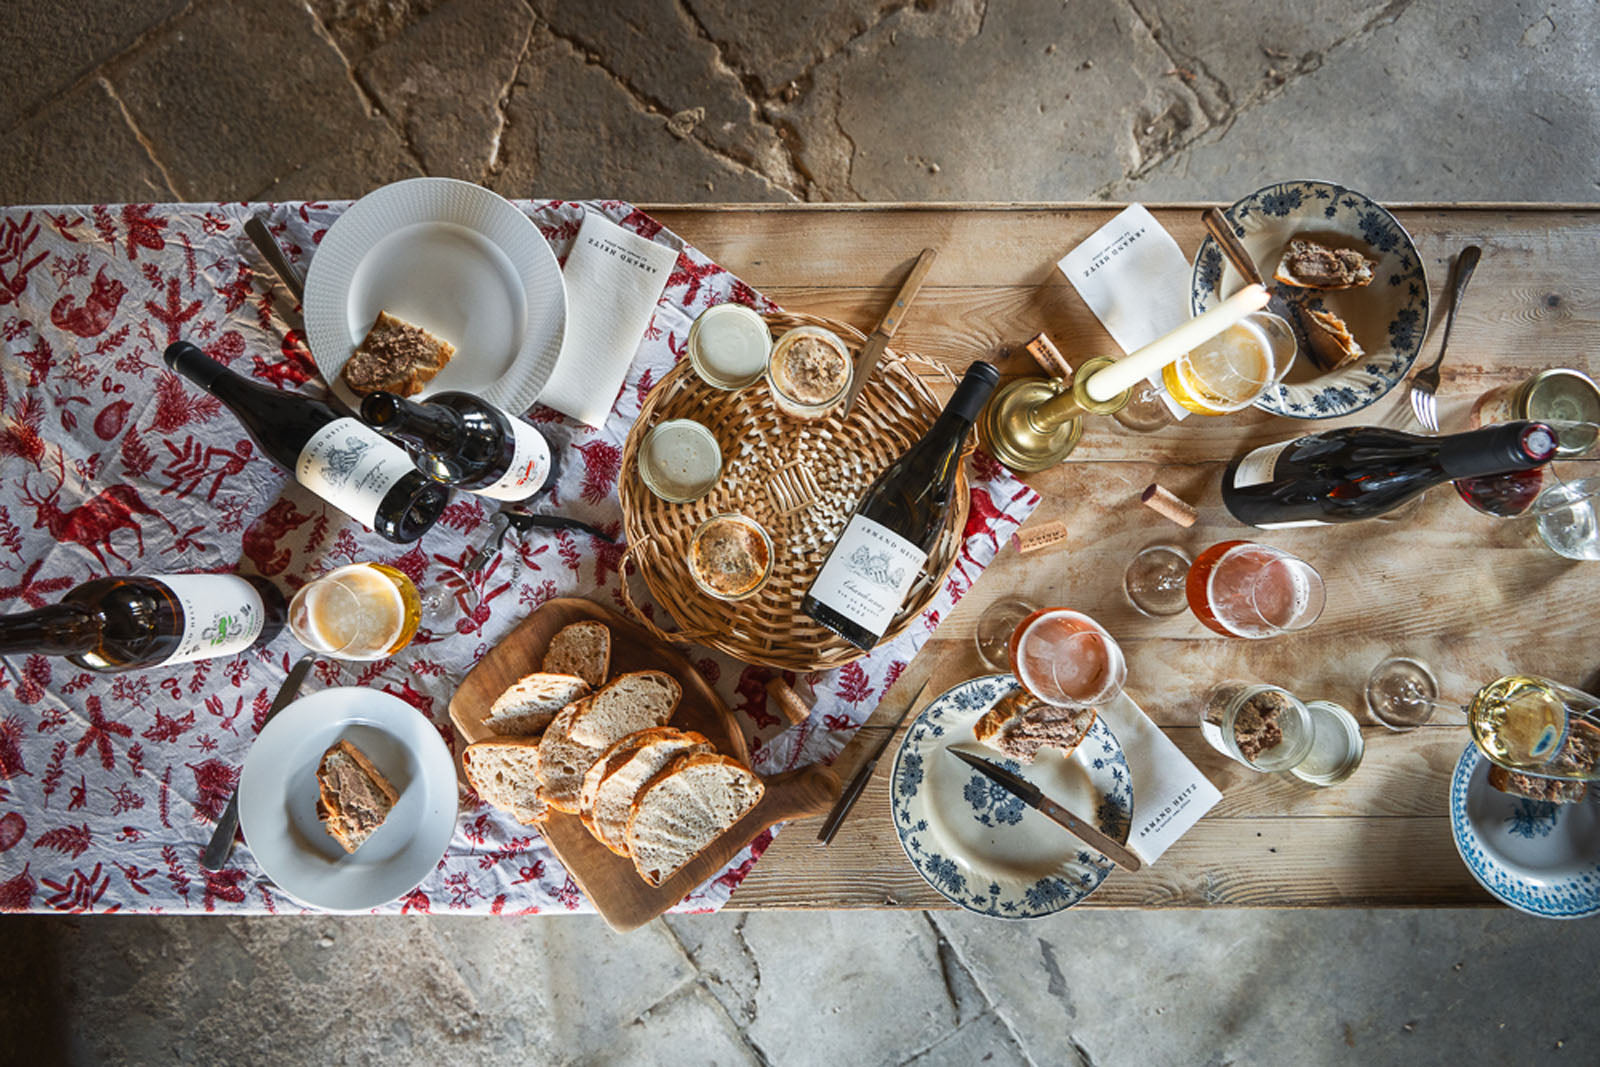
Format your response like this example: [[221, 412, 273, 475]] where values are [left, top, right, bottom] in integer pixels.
[[1231, 438, 1295, 489], [296, 418, 415, 528], [150, 574, 265, 665], [808, 515, 928, 640], [478, 417, 552, 501]]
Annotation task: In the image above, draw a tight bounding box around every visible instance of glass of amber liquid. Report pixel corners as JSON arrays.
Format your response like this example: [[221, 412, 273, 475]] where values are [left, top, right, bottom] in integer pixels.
[[1162, 311, 1295, 415], [1186, 541, 1326, 639], [288, 562, 421, 661], [1007, 609, 1127, 709]]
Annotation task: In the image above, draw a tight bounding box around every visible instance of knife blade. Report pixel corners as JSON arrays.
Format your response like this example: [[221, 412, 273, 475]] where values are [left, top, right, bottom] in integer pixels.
[[201, 654, 316, 871], [947, 747, 1142, 871], [838, 247, 940, 418], [816, 677, 936, 845]]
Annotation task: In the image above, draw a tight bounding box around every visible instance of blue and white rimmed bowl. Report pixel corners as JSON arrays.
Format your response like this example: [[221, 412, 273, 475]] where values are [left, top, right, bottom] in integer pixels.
[[891, 674, 1132, 919], [1449, 743, 1600, 920], [1191, 179, 1429, 419]]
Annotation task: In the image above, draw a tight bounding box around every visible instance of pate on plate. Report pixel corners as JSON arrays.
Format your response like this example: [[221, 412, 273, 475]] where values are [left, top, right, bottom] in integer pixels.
[[1191, 179, 1429, 419], [891, 673, 1132, 919], [1450, 743, 1600, 920]]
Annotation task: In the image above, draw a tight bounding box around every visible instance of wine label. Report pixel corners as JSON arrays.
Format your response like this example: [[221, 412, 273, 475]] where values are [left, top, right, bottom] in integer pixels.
[[477, 417, 553, 501], [1231, 439, 1295, 489], [808, 516, 929, 641], [297, 418, 416, 529], [149, 574, 266, 665]]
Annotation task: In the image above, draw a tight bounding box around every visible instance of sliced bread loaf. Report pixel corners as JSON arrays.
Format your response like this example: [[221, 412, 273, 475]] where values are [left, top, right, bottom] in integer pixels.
[[536, 671, 681, 813], [584, 728, 714, 855], [541, 621, 611, 689], [462, 737, 550, 824], [625, 753, 764, 887], [484, 673, 589, 737]]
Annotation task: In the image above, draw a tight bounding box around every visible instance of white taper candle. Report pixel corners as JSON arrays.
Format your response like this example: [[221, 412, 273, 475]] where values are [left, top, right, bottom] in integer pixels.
[[1084, 284, 1272, 402]]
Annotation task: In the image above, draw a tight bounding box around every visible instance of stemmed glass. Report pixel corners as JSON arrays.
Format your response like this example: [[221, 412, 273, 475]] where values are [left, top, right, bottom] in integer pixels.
[[1186, 541, 1326, 639], [1365, 656, 1441, 731], [974, 596, 1039, 672], [289, 562, 421, 661], [1123, 544, 1193, 617], [1007, 609, 1127, 709]]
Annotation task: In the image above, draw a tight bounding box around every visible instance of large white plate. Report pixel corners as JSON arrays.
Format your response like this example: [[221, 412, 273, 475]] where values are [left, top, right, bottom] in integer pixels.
[[891, 674, 1132, 919], [304, 177, 566, 416], [238, 687, 458, 912]]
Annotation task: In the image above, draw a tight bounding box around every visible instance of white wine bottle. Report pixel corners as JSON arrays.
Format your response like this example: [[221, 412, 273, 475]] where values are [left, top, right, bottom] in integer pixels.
[[358, 390, 557, 501], [164, 342, 451, 543], [0, 573, 286, 672], [803, 361, 1001, 650]]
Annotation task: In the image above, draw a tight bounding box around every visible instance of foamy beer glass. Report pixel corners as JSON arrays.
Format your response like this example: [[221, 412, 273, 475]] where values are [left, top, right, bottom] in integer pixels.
[[289, 563, 421, 661], [1007, 609, 1127, 709]]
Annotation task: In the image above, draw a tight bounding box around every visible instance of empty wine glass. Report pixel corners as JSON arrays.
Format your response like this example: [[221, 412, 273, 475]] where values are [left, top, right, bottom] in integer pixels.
[[1123, 544, 1192, 617], [1365, 656, 1441, 731], [974, 596, 1038, 671]]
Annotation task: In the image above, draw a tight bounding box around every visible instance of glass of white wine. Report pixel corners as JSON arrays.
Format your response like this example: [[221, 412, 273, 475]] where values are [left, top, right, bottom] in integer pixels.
[[1467, 675, 1600, 782], [1161, 311, 1296, 416], [289, 562, 421, 661]]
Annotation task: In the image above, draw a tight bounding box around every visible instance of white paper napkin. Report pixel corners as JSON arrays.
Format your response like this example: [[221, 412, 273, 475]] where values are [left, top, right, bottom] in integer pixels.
[[538, 211, 678, 426], [1056, 204, 1194, 419], [1100, 691, 1221, 864]]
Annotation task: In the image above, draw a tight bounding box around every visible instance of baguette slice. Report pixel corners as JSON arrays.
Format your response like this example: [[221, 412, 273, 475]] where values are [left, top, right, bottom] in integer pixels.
[[317, 739, 400, 853], [541, 622, 611, 689], [625, 753, 764, 887], [974, 691, 1096, 763], [462, 737, 550, 824], [484, 673, 589, 737], [584, 728, 714, 856], [536, 671, 681, 813]]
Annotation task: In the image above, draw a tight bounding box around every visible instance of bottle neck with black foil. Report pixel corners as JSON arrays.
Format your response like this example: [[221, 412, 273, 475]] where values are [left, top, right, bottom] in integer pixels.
[[1437, 421, 1558, 479], [907, 361, 1002, 486]]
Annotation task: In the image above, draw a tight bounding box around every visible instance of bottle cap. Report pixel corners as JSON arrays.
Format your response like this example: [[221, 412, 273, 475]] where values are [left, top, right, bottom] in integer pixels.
[[163, 341, 225, 387], [1290, 700, 1364, 786]]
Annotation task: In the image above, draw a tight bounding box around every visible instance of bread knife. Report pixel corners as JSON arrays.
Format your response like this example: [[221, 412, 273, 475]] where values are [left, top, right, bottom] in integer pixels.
[[837, 247, 940, 418], [201, 654, 315, 871], [947, 747, 1142, 871], [816, 677, 935, 845]]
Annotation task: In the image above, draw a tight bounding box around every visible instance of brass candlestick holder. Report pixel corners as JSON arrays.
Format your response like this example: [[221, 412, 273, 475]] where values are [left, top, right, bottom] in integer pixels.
[[980, 335, 1133, 472]]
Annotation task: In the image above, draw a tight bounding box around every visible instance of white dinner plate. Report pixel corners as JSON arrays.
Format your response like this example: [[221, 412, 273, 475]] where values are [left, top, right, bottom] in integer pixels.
[[304, 177, 567, 416], [238, 687, 458, 912]]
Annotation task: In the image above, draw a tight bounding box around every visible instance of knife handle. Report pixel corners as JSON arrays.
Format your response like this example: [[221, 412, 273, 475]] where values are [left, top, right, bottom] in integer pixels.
[[201, 793, 241, 871], [876, 247, 939, 339], [1200, 208, 1266, 290], [1035, 795, 1142, 872]]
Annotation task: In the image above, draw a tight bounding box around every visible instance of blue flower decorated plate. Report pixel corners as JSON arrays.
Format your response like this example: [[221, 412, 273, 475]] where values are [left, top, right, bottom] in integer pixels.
[[890, 674, 1133, 919], [1191, 179, 1429, 419], [1449, 744, 1600, 919]]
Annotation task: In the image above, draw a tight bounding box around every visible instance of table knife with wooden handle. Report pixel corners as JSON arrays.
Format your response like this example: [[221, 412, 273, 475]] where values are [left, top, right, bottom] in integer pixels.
[[838, 247, 940, 418]]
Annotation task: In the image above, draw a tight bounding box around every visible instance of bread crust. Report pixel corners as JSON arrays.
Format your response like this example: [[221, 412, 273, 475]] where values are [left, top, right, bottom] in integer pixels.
[[462, 736, 549, 825], [625, 752, 764, 886], [317, 739, 400, 852]]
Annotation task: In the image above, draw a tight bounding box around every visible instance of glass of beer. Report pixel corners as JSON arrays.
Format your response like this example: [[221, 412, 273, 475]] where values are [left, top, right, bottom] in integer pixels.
[[1162, 311, 1295, 415], [1186, 541, 1325, 639], [1007, 609, 1127, 709], [288, 562, 421, 661]]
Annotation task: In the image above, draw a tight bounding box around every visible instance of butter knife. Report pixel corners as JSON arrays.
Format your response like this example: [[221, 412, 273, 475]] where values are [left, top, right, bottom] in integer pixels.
[[947, 747, 1142, 871], [244, 214, 306, 303], [838, 247, 939, 418], [817, 677, 934, 844], [201, 654, 315, 871]]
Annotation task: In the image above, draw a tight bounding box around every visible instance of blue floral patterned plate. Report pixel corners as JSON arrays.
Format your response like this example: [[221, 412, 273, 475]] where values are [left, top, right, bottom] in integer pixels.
[[1449, 744, 1600, 919], [890, 674, 1133, 919], [1191, 179, 1429, 419]]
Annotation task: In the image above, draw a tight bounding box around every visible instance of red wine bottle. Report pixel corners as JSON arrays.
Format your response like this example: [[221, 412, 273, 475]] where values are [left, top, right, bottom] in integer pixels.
[[164, 342, 450, 543], [359, 391, 558, 501], [1222, 421, 1557, 527], [0, 573, 285, 672], [803, 361, 1001, 650]]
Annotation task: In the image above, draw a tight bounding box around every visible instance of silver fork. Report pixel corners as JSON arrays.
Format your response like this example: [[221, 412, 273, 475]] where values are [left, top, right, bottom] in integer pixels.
[[1408, 244, 1482, 432]]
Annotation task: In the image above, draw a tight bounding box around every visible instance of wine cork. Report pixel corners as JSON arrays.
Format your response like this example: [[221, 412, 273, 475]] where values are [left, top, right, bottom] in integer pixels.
[[1015, 520, 1069, 554], [1023, 333, 1074, 380], [765, 678, 812, 725], [1141, 483, 1198, 527]]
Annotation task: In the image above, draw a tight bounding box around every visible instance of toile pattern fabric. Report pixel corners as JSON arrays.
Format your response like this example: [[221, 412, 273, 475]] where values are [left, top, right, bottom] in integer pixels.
[[0, 199, 1039, 914]]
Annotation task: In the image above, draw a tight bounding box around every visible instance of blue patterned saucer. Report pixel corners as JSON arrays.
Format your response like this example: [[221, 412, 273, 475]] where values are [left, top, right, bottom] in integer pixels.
[[890, 673, 1133, 919], [1449, 744, 1600, 919], [1191, 179, 1429, 419]]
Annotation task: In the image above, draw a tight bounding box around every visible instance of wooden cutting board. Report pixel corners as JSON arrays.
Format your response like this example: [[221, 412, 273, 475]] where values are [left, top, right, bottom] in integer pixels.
[[449, 597, 841, 930]]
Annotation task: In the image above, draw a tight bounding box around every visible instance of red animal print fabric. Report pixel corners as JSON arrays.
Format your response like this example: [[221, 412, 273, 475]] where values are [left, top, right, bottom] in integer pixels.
[[0, 200, 1039, 914]]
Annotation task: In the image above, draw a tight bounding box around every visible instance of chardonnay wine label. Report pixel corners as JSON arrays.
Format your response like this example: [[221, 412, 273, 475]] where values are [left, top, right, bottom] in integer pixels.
[[148, 574, 266, 665], [1230, 439, 1294, 489], [807, 516, 928, 639], [477, 418, 554, 501], [297, 419, 418, 529]]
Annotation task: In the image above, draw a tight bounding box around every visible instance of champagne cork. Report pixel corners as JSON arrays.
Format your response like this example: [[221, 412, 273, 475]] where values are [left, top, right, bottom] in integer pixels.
[[1141, 483, 1198, 527], [1023, 333, 1074, 380], [765, 678, 812, 725], [1014, 520, 1069, 554]]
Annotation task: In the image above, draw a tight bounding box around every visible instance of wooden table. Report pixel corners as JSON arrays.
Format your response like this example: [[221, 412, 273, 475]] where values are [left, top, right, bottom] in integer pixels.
[[650, 203, 1600, 910]]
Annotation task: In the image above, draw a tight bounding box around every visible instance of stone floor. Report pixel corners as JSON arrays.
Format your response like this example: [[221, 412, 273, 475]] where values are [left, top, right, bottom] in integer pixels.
[[3, 0, 1599, 1064]]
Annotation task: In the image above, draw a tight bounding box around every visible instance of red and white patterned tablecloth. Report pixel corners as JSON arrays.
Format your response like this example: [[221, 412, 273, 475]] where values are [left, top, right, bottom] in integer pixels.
[[0, 198, 1039, 915]]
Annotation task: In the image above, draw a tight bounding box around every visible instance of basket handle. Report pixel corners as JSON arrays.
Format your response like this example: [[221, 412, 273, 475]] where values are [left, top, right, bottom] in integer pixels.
[[618, 539, 716, 646]]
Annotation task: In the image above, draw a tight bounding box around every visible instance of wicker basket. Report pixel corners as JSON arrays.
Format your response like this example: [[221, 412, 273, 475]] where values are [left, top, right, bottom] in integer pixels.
[[618, 311, 967, 671]]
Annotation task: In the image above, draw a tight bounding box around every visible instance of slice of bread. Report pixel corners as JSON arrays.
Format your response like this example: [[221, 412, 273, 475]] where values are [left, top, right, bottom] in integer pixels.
[[341, 310, 455, 397], [1273, 238, 1376, 290], [975, 691, 1096, 763], [584, 728, 714, 856], [536, 671, 681, 813], [316, 739, 400, 853], [462, 737, 550, 824], [1302, 308, 1365, 372], [626, 753, 764, 887], [541, 621, 611, 689], [484, 673, 589, 737]]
